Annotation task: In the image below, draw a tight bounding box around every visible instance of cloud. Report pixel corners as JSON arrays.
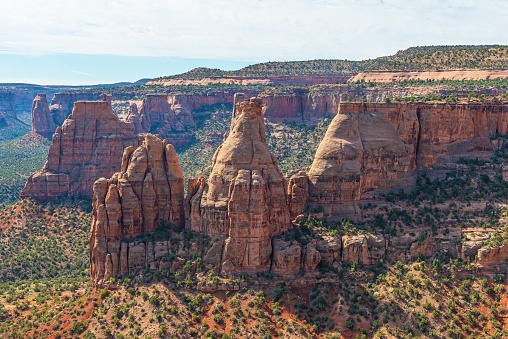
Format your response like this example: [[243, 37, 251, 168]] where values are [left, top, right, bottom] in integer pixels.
[[71, 70, 93, 77], [0, 0, 507, 61]]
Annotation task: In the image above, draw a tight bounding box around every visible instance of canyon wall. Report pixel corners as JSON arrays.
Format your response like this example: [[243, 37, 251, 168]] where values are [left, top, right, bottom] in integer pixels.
[[49, 92, 105, 126], [307, 101, 508, 219], [90, 134, 185, 285], [0, 92, 16, 119], [21, 101, 143, 200], [349, 69, 508, 83]]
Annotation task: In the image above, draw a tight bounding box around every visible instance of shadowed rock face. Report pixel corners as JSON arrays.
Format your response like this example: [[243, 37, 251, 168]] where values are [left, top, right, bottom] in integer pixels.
[[21, 101, 142, 200], [189, 97, 291, 276], [307, 101, 508, 220], [89, 134, 184, 285], [0, 92, 16, 119], [31, 94, 57, 139]]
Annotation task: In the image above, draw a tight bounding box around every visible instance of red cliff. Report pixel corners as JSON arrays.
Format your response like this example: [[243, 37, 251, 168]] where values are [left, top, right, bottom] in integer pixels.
[[21, 101, 142, 200], [31, 94, 57, 139], [307, 101, 508, 219]]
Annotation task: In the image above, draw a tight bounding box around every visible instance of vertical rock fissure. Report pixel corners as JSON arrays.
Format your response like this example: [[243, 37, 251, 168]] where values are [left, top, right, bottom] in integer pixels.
[[415, 106, 422, 169]]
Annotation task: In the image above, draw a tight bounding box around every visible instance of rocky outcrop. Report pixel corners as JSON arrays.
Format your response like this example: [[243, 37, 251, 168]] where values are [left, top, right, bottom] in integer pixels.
[[49, 92, 104, 126], [139, 95, 196, 133], [287, 171, 309, 220], [126, 103, 142, 134], [349, 69, 508, 83], [0, 92, 16, 119], [476, 243, 508, 273], [89, 134, 185, 285], [261, 91, 340, 121], [341, 234, 387, 265], [167, 90, 261, 116], [21, 101, 142, 200], [307, 101, 508, 219], [189, 97, 291, 276], [31, 94, 57, 138]]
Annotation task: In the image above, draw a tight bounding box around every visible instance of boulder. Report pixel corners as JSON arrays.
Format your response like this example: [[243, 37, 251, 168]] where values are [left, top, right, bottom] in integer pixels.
[[272, 239, 302, 275]]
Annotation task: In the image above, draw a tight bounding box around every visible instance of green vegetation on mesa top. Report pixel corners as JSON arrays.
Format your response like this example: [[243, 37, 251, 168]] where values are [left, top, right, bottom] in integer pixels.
[[156, 45, 508, 80]]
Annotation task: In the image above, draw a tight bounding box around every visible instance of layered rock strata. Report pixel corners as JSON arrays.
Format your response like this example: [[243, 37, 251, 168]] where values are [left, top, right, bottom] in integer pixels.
[[189, 97, 291, 276], [349, 69, 508, 83], [89, 134, 185, 285], [138, 94, 196, 133], [49, 92, 104, 126], [21, 101, 142, 200], [308, 101, 508, 219], [31, 94, 57, 138]]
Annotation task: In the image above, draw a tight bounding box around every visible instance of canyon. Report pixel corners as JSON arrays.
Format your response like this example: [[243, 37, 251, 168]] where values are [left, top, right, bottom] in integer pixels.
[[84, 96, 508, 286]]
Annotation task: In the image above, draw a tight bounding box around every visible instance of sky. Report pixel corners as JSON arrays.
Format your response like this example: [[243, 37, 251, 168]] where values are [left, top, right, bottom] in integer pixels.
[[1, 0, 508, 85]]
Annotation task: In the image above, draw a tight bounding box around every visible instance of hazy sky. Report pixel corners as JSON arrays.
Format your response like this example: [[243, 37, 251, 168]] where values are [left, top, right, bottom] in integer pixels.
[[1, 0, 507, 84]]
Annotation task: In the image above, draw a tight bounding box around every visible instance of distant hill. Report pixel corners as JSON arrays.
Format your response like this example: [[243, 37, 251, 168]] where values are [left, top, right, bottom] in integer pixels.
[[155, 45, 508, 80]]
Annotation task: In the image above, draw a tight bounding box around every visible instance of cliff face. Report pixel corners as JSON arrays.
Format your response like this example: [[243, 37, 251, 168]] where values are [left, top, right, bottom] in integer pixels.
[[21, 101, 142, 200], [349, 69, 508, 83], [31, 94, 57, 138], [167, 90, 260, 114], [0, 92, 16, 119], [189, 97, 291, 276], [49, 92, 104, 126], [307, 101, 508, 218], [261, 91, 341, 121], [139, 94, 196, 132], [89, 134, 185, 285]]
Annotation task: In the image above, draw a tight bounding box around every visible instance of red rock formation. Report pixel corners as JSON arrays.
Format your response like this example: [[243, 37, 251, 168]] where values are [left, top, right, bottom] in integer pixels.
[[100, 93, 112, 106], [31, 94, 57, 139], [307, 101, 508, 219], [21, 101, 142, 200], [126, 103, 142, 134], [349, 69, 508, 83], [89, 134, 185, 285], [261, 91, 340, 121], [287, 171, 309, 220], [342, 234, 387, 265], [49, 92, 104, 126], [167, 90, 261, 117], [189, 97, 291, 276]]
